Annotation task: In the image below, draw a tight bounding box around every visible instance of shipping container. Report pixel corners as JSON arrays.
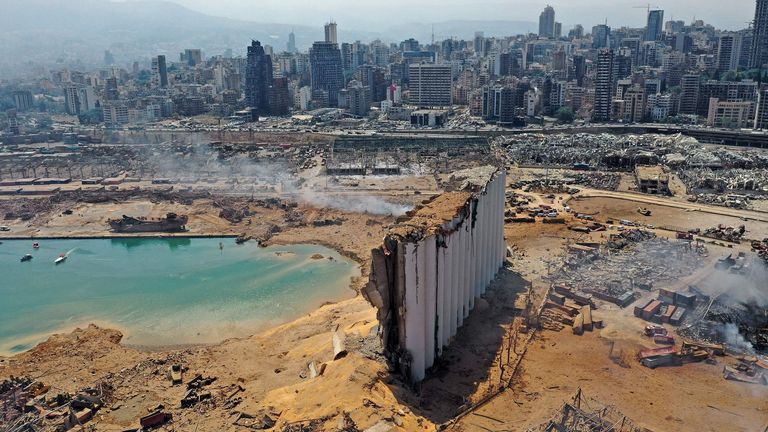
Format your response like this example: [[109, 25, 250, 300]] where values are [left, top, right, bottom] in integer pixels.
[[670, 307, 687, 325], [641, 354, 680, 368], [634, 298, 654, 317], [638, 346, 677, 359], [642, 300, 662, 320], [661, 305, 676, 323]]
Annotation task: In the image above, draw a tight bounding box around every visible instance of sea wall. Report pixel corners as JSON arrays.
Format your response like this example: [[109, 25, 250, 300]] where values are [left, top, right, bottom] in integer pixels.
[[364, 167, 506, 382]]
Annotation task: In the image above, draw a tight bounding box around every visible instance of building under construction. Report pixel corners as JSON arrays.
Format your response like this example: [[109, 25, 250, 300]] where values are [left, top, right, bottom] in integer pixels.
[[364, 166, 506, 382]]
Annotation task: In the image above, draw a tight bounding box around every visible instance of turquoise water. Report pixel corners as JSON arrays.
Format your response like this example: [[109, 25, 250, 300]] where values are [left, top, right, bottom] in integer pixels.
[[0, 238, 358, 354]]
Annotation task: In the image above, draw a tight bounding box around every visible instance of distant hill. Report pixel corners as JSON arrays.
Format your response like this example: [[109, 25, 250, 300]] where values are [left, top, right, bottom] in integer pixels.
[[386, 20, 537, 41], [0, 0, 536, 78], [0, 0, 316, 77]]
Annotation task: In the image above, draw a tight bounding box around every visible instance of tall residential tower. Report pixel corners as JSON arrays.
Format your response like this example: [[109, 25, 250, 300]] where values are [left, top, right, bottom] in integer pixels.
[[324, 21, 338, 44], [538, 5, 556, 38], [750, 0, 768, 67], [593, 49, 615, 122], [245, 40, 273, 114], [309, 41, 344, 106], [646, 10, 664, 41]]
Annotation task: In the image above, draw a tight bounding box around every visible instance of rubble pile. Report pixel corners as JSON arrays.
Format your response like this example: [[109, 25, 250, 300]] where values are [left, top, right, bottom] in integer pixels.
[[701, 224, 745, 243], [753, 239, 768, 264], [497, 133, 675, 169], [553, 235, 707, 303], [680, 168, 768, 193], [679, 295, 768, 354], [569, 172, 620, 190], [509, 173, 620, 192], [0, 376, 112, 432], [606, 228, 657, 249], [510, 178, 580, 194], [495, 134, 666, 168], [496, 133, 768, 208], [526, 390, 645, 432]]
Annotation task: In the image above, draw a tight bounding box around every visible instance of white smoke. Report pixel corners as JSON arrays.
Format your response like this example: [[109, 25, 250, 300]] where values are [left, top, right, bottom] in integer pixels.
[[134, 136, 412, 216], [719, 323, 756, 355], [299, 191, 412, 216]]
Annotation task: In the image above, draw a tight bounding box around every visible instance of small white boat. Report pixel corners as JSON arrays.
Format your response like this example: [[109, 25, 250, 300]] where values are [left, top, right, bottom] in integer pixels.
[[54, 254, 67, 265]]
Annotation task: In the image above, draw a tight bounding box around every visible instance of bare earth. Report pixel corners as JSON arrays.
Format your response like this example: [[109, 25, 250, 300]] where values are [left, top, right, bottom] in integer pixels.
[[2, 185, 768, 431]]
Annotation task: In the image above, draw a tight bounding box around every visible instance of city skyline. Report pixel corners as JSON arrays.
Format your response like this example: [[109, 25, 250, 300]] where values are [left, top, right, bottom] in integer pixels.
[[167, 0, 756, 31]]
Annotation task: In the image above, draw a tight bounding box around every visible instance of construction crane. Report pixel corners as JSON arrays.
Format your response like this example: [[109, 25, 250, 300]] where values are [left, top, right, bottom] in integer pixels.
[[633, 3, 660, 16]]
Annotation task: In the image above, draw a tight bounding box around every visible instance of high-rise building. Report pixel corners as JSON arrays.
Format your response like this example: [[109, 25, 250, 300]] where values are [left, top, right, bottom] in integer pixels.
[[571, 54, 586, 86], [750, 0, 768, 67], [593, 49, 614, 122], [755, 88, 768, 129], [104, 50, 115, 66], [64, 85, 98, 115], [309, 41, 344, 106], [182, 49, 203, 67], [105, 77, 119, 101], [738, 29, 754, 68], [482, 84, 504, 120], [717, 33, 742, 73], [7, 109, 19, 136], [549, 80, 566, 112], [151, 55, 168, 88], [245, 40, 273, 113], [12, 91, 34, 111], [679, 74, 701, 115], [665, 20, 685, 35], [621, 85, 646, 122], [408, 63, 452, 107], [346, 80, 371, 116], [554, 22, 562, 38], [592, 24, 611, 49], [357, 65, 387, 102], [707, 98, 754, 128], [614, 54, 633, 80], [646, 10, 664, 41], [287, 30, 297, 53], [539, 5, 556, 38], [569, 25, 585, 39], [402, 38, 421, 53], [324, 21, 338, 44], [697, 80, 758, 117], [552, 47, 566, 71], [64, 85, 80, 115], [268, 77, 291, 115]]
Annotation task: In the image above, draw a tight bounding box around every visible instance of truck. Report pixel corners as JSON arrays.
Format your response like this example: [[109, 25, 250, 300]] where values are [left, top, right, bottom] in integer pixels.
[[644, 324, 668, 337]]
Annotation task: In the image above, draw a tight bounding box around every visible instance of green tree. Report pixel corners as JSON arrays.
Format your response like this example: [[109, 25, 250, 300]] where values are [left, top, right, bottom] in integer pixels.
[[555, 107, 574, 123]]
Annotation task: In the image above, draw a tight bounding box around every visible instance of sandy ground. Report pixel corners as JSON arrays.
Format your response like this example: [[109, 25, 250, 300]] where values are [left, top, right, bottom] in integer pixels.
[[451, 191, 768, 432], [3, 185, 768, 432], [0, 197, 420, 431], [570, 193, 768, 240]]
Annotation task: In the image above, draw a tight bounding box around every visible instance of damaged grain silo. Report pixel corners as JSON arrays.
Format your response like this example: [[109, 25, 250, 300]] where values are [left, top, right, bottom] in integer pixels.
[[363, 166, 507, 382]]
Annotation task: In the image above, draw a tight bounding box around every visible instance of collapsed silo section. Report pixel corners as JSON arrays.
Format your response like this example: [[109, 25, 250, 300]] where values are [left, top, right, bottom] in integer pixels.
[[363, 167, 507, 382]]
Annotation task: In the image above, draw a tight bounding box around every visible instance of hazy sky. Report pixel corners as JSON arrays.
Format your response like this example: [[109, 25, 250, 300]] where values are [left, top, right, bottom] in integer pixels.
[[168, 0, 756, 31]]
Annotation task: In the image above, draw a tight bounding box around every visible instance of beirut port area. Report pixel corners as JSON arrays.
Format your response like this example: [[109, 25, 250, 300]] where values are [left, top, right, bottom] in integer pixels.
[[2, 126, 768, 432], [2, 0, 768, 430]]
